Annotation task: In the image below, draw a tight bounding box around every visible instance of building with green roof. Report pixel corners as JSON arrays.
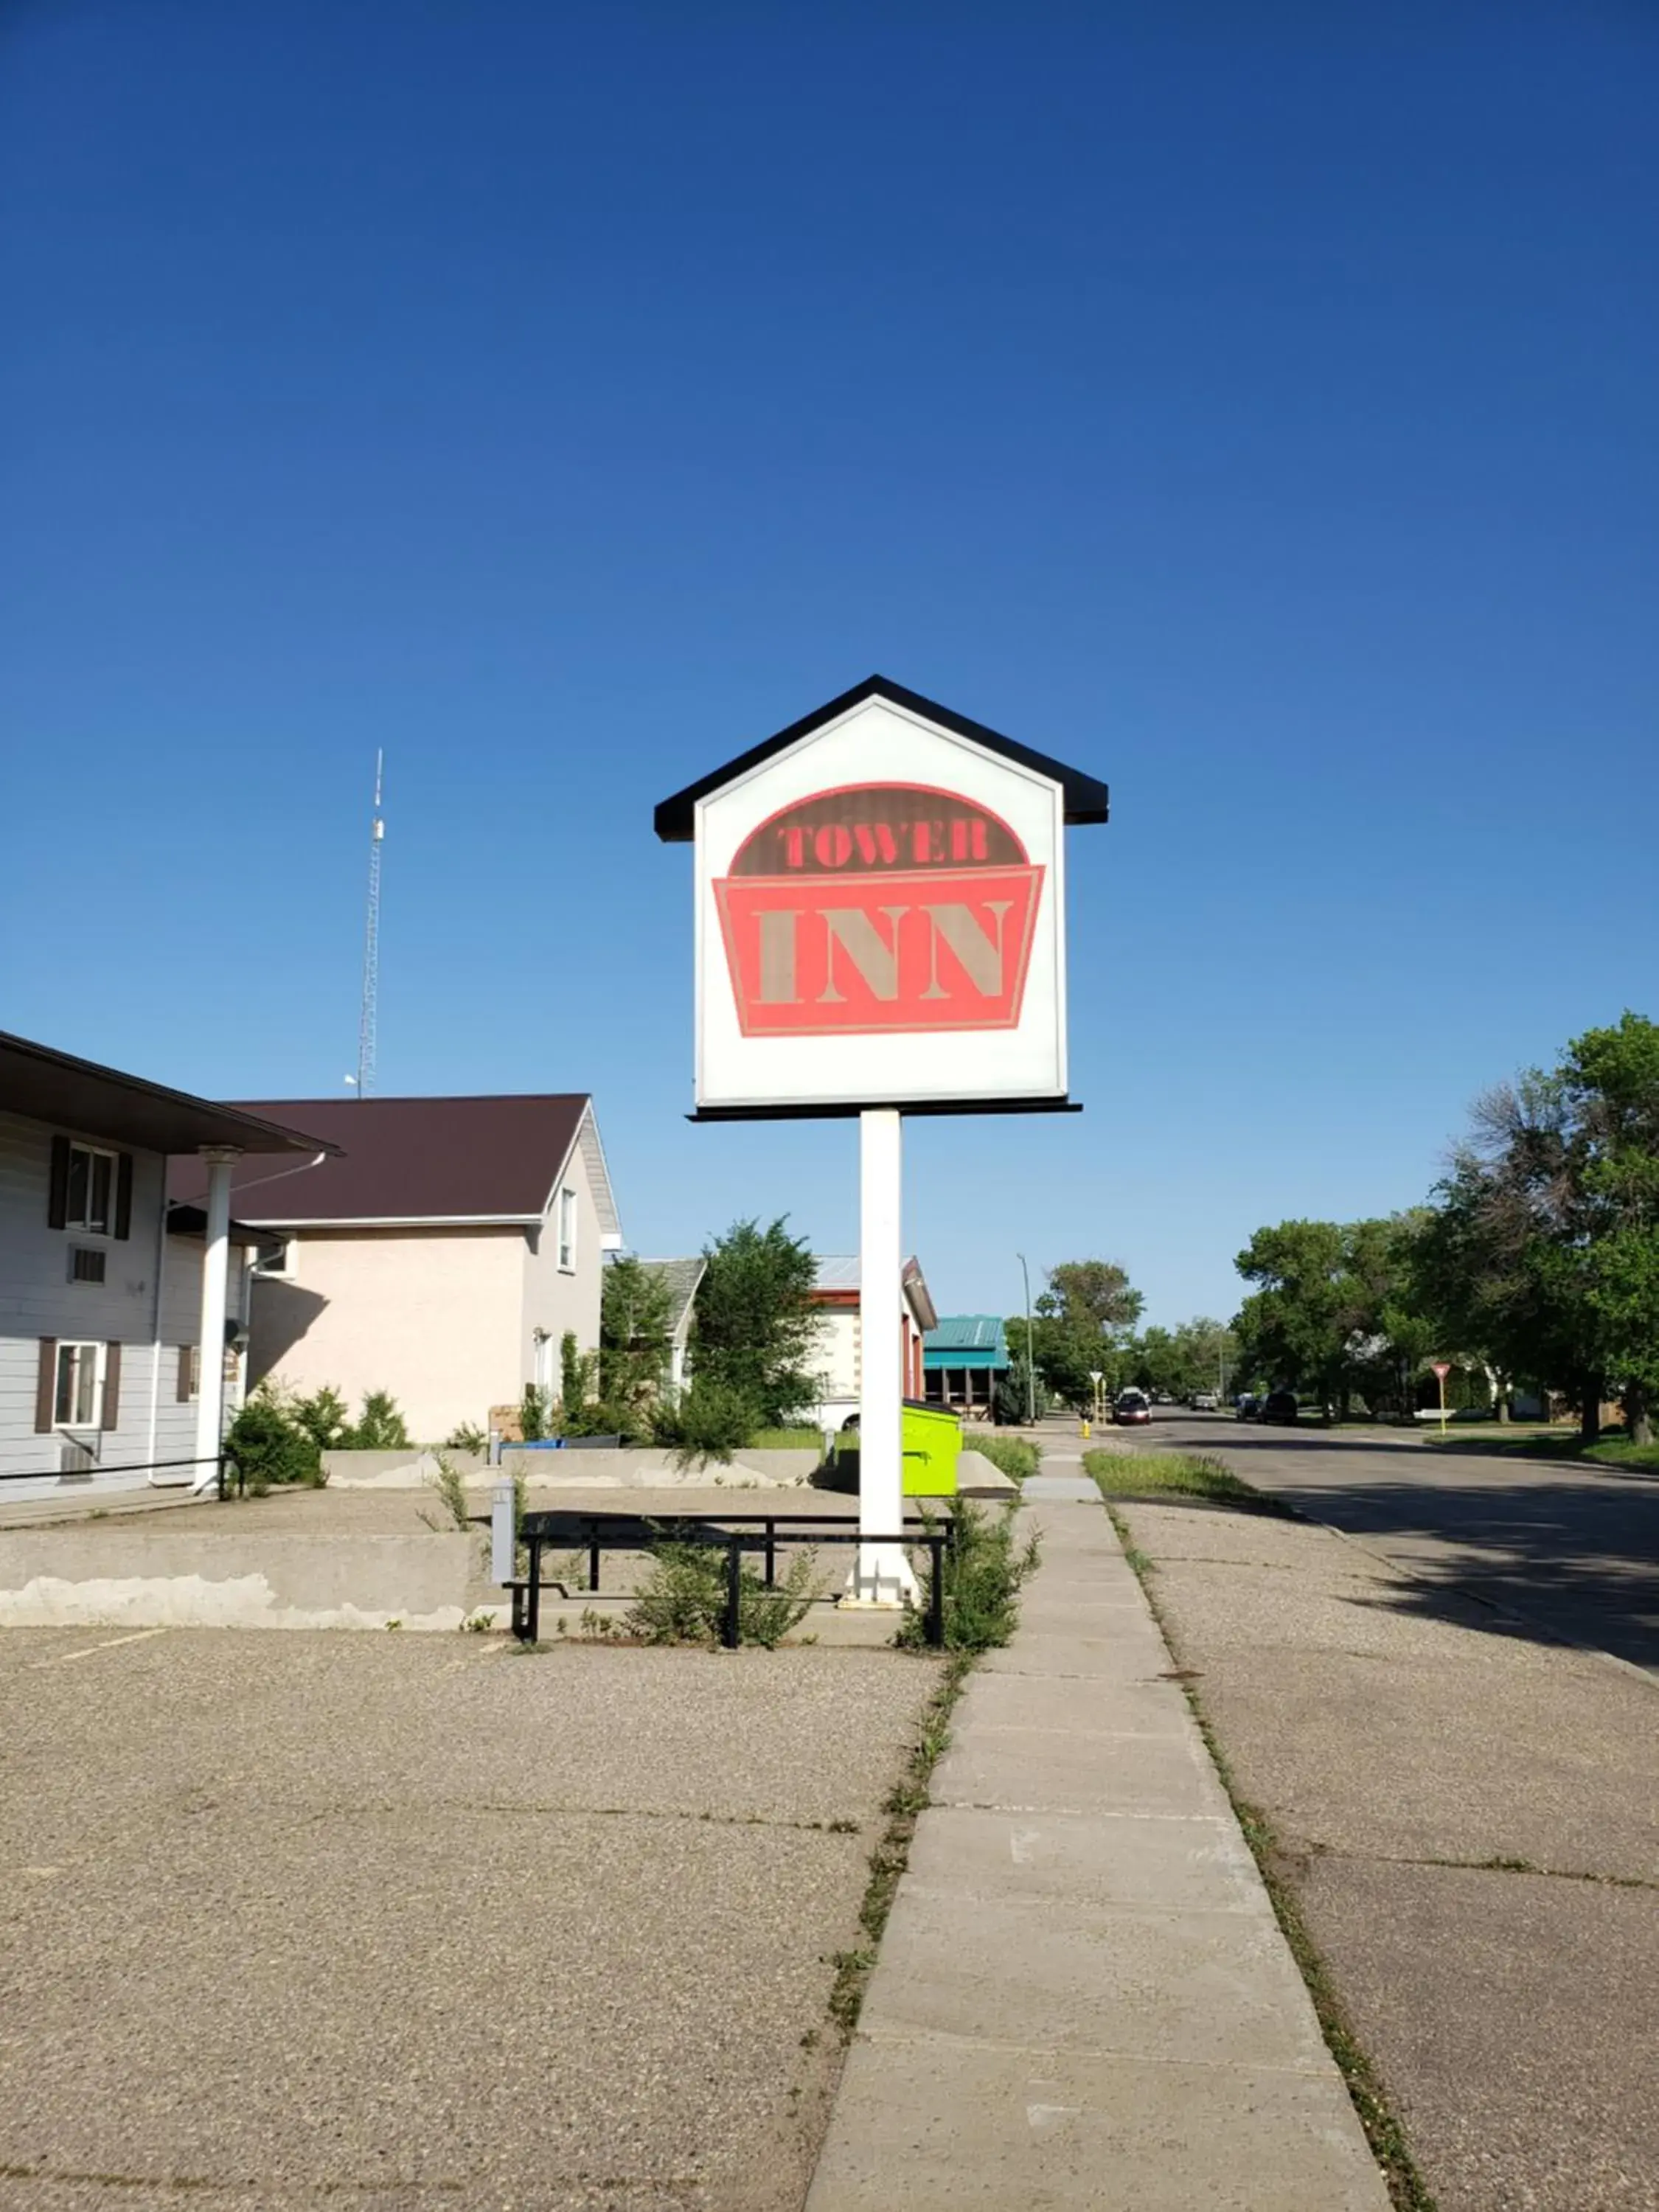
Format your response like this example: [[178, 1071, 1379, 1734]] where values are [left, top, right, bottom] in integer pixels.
[[922, 1315, 1009, 1417]]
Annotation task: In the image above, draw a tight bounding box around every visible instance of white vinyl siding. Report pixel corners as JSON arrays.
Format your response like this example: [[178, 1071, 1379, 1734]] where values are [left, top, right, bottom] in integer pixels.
[[0, 1109, 248, 1492]]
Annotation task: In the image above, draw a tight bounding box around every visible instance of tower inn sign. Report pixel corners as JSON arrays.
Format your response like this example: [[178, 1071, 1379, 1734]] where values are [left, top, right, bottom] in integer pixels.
[[656, 675, 1108, 1604], [658, 675, 1107, 1116]]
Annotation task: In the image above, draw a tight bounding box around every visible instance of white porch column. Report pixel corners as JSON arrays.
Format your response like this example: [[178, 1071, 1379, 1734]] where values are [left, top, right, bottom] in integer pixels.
[[190, 1147, 240, 1493], [846, 1110, 918, 1607]]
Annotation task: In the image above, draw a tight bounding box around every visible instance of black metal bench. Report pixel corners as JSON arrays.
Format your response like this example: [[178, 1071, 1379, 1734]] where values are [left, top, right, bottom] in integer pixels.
[[488, 1507, 957, 1649]]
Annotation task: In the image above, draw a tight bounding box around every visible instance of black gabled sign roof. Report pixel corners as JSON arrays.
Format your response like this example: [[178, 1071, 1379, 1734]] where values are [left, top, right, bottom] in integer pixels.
[[653, 674, 1110, 842]]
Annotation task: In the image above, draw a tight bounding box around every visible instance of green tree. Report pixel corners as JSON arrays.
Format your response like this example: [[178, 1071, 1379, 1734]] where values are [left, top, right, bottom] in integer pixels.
[[1015, 1259, 1144, 1410], [347, 1390, 411, 1450], [1234, 1217, 1433, 1419], [1422, 1065, 1611, 1439], [690, 1218, 820, 1427], [1233, 1220, 1349, 1408], [598, 1256, 675, 1411], [1565, 1012, 1659, 1444], [1046, 1260, 1144, 1337]]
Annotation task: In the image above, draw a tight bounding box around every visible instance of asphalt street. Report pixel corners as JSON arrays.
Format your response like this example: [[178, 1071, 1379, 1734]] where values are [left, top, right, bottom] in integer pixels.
[[1144, 1408, 1659, 1675]]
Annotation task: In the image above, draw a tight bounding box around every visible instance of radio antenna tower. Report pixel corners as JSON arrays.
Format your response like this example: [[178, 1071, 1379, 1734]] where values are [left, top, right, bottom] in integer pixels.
[[355, 750, 384, 1099]]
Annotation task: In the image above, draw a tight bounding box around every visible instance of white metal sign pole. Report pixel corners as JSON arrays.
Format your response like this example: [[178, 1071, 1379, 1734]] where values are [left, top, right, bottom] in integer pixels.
[[850, 1108, 918, 1606]]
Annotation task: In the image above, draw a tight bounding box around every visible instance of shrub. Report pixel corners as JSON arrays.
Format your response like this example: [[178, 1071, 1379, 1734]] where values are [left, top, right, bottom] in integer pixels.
[[626, 1539, 821, 1648], [292, 1385, 350, 1454], [444, 1421, 488, 1453], [897, 1500, 1038, 1653], [348, 1390, 411, 1450], [519, 1386, 550, 1444], [224, 1382, 324, 1492], [652, 1377, 759, 1467], [423, 1451, 472, 1532]]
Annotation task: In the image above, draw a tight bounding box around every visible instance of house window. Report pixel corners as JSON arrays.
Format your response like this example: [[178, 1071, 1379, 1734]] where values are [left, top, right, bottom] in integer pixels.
[[69, 1247, 107, 1284], [557, 1187, 577, 1271], [55, 1343, 106, 1429], [254, 1237, 296, 1279], [66, 1144, 116, 1234]]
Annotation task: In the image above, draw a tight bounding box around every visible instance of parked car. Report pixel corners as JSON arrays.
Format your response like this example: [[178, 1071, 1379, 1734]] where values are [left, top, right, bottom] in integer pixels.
[[1234, 1394, 1259, 1420], [1113, 1388, 1152, 1426], [1191, 1391, 1218, 1411], [1259, 1390, 1300, 1424]]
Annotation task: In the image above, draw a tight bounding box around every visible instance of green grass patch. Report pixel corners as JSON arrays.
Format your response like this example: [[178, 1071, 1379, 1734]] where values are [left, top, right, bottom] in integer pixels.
[[748, 1427, 827, 1452], [1083, 1449, 1272, 1506], [962, 1433, 1040, 1484], [827, 1654, 970, 2040], [1422, 1426, 1659, 1472]]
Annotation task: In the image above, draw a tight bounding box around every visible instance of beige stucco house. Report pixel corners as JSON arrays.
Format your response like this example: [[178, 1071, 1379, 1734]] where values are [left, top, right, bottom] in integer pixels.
[[169, 1094, 622, 1444]]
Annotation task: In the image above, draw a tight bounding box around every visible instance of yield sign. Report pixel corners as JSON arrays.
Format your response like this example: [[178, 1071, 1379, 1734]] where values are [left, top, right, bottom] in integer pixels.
[[1430, 1362, 1451, 1380]]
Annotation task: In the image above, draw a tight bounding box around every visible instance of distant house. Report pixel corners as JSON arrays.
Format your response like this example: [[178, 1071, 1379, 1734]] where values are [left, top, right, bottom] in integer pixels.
[[169, 1094, 622, 1444], [633, 1257, 706, 1398], [806, 1256, 938, 1429], [922, 1315, 1011, 1419], [1, 1030, 332, 1498]]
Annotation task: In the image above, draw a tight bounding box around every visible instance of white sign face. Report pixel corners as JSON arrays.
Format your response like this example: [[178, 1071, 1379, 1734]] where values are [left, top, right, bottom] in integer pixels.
[[694, 693, 1068, 1110]]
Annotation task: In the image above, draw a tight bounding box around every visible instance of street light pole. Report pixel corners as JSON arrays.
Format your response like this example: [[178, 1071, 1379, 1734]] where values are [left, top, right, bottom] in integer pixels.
[[1017, 1252, 1036, 1425]]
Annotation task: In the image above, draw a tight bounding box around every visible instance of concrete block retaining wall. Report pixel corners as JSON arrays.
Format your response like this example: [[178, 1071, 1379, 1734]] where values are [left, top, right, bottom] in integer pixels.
[[321, 1447, 822, 1489], [0, 1529, 499, 1632]]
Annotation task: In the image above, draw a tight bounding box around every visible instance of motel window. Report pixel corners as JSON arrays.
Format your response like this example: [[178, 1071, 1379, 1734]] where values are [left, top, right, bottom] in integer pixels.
[[66, 1144, 114, 1233], [48, 1136, 133, 1239], [558, 1187, 577, 1271], [55, 1343, 106, 1428]]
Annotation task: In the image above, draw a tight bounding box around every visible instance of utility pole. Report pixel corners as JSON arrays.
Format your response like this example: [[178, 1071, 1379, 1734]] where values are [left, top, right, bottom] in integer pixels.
[[356, 750, 384, 1099], [1017, 1252, 1036, 1425]]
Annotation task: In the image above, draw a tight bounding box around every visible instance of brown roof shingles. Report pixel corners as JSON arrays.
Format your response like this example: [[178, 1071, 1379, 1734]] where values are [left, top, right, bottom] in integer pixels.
[[166, 1094, 591, 1224]]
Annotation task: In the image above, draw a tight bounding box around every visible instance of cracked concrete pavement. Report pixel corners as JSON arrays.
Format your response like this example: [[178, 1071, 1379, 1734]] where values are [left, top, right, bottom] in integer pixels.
[[1113, 1450, 1659, 2212], [0, 1629, 941, 2211]]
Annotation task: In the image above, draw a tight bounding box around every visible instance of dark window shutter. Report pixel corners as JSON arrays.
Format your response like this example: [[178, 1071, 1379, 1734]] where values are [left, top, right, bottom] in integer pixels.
[[114, 1152, 134, 1241], [35, 1340, 57, 1432], [47, 1138, 69, 1230], [102, 1343, 122, 1432], [177, 1345, 194, 1402]]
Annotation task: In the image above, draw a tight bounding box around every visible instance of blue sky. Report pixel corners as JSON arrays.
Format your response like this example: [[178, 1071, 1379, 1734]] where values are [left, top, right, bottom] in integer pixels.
[[3, 1, 1655, 1327]]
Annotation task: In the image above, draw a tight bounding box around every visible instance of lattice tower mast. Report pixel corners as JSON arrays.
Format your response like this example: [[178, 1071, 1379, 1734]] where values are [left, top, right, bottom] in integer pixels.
[[356, 750, 384, 1097]]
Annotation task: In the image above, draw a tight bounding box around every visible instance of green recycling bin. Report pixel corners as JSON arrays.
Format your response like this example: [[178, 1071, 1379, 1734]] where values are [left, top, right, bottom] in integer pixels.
[[901, 1398, 961, 1498]]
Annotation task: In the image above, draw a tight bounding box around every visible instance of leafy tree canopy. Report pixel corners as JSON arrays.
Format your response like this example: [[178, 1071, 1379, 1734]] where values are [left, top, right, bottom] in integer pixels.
[[691, 1217, 821, 1427]]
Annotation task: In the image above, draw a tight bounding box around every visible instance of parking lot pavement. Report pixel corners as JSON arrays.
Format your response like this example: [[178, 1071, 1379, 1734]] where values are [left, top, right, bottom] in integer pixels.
[[1114, 1494, 1659, 2212], [0, 1629, 941, 2211]]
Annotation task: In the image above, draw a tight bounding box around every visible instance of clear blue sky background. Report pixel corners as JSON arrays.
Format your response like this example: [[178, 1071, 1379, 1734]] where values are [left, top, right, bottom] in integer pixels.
[[3, 1, 1655, 1329]]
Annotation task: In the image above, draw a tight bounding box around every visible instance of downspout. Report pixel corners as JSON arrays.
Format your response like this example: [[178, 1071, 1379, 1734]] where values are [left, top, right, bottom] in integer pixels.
[[145, 1152, 170, 1480]]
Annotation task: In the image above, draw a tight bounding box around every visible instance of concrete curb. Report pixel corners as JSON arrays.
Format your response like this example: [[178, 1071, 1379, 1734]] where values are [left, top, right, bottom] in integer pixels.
[[803, 1460, 1391, 2211]]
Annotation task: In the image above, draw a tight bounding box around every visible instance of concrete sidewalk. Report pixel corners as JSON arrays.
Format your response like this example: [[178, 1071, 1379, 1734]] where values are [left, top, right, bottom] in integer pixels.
[[804, 1472, 1389, 2211]]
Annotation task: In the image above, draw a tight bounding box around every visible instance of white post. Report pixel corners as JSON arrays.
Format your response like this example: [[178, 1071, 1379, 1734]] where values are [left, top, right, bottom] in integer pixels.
[[491, 1476, 516, 1586], [846, 1109, 918, 1607], [190, 1148, 240, 1494]]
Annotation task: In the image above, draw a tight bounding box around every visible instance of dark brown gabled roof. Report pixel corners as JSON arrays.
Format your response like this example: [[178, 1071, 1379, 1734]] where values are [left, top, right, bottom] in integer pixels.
[[654, 675, 1111, 841], [166, 1094, 594, 1225]]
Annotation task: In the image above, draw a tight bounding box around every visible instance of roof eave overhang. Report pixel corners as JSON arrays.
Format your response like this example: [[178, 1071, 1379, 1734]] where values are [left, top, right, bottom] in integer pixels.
[[236, 1214, 543, 1231], [0, 1032, 342, 1160], [653, 675, 1110, 840]]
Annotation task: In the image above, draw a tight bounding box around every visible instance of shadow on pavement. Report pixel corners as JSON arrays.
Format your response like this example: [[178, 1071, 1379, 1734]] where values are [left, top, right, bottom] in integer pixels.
[[1207, 1471, 1659, 1675]]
